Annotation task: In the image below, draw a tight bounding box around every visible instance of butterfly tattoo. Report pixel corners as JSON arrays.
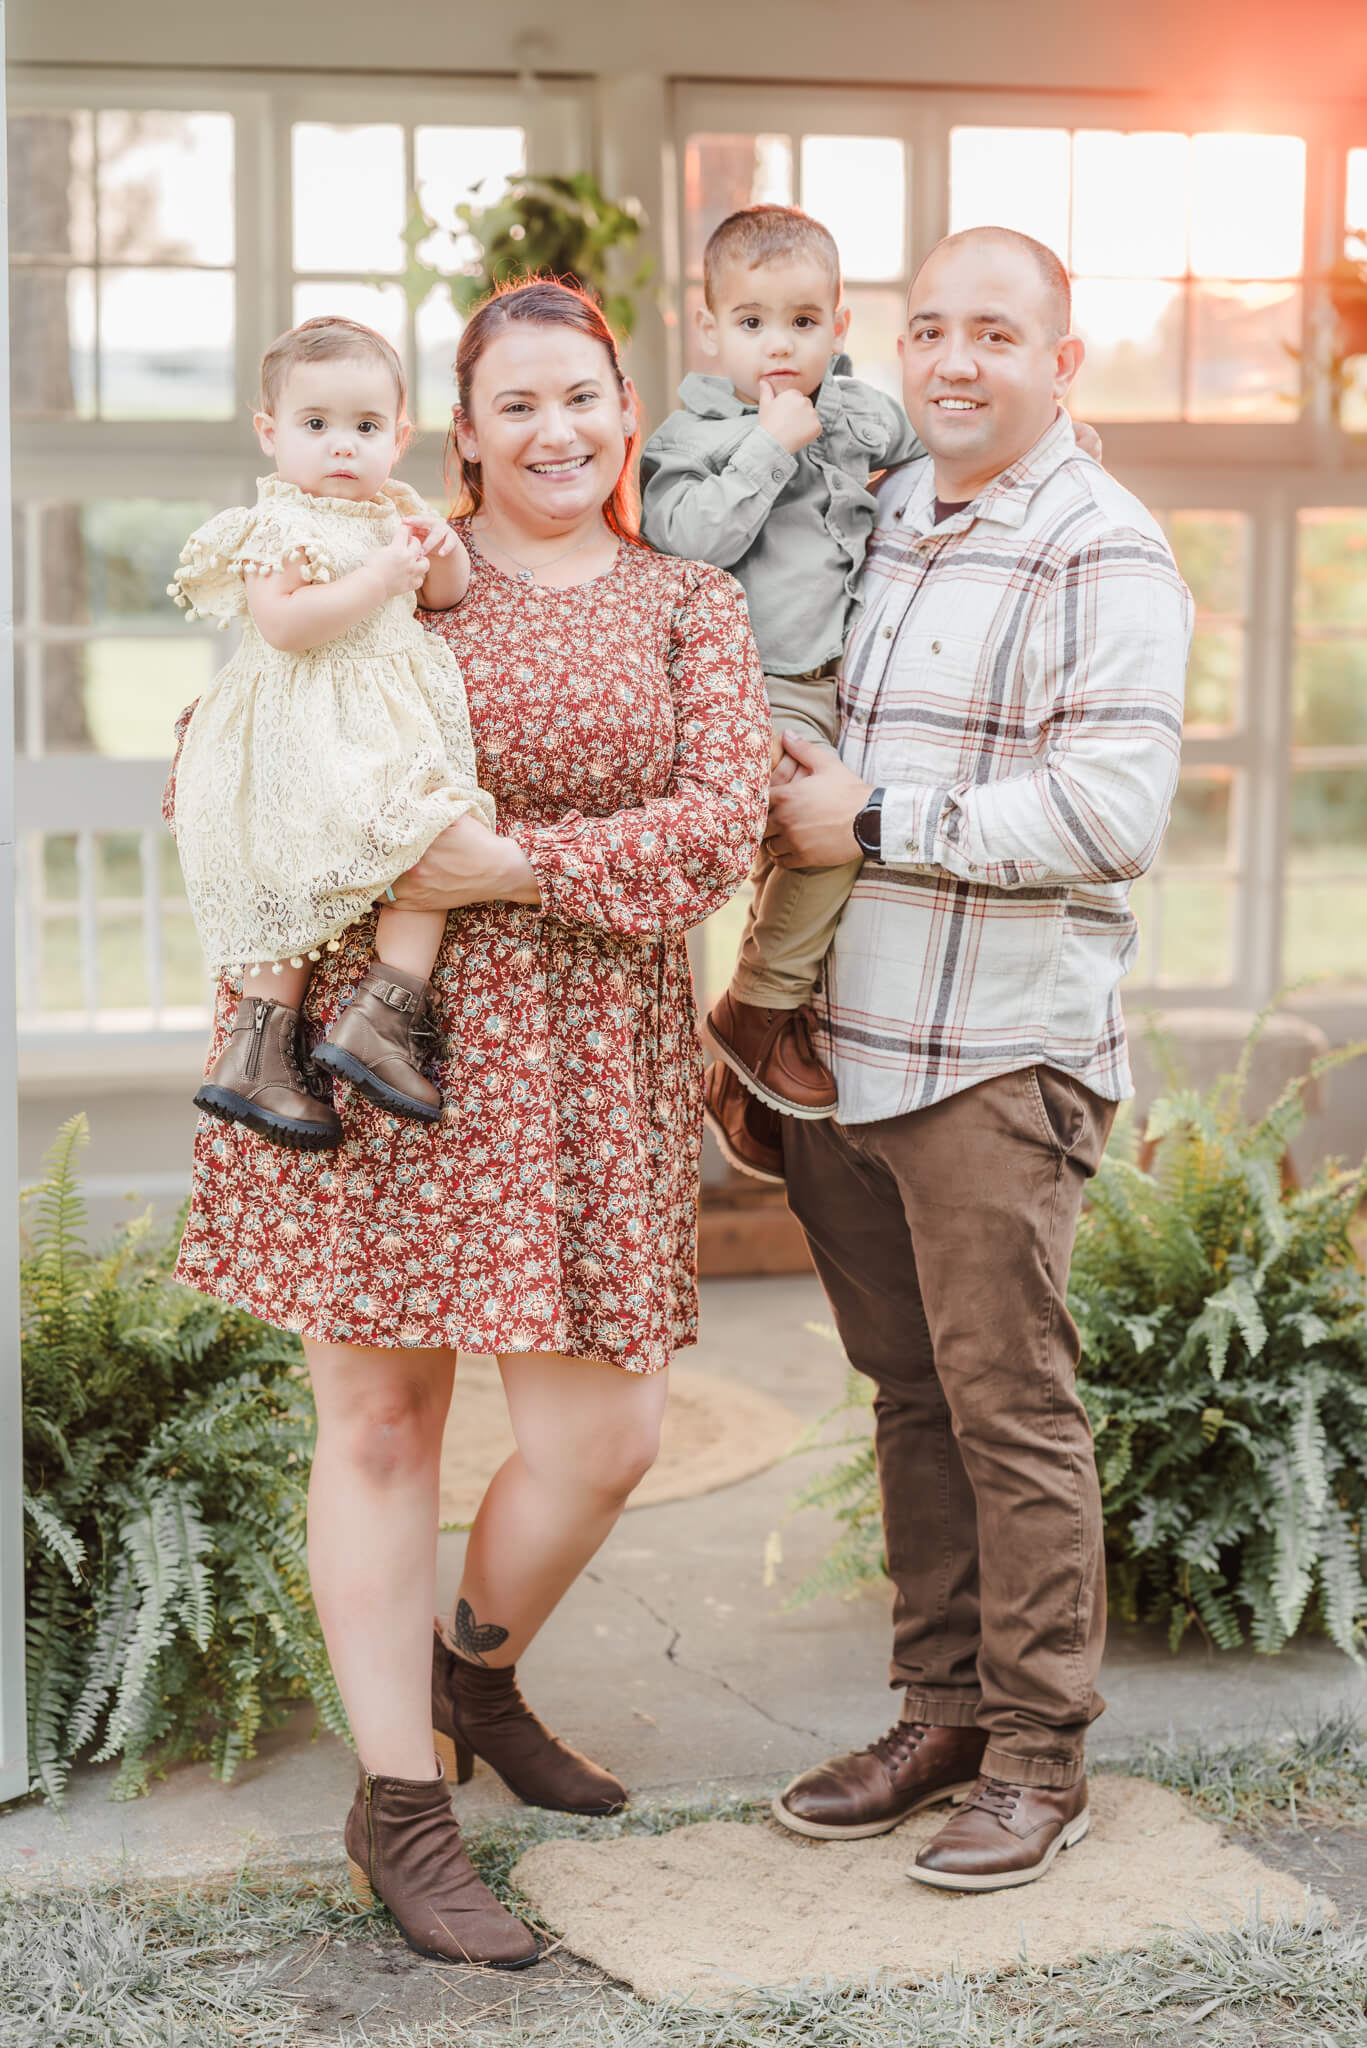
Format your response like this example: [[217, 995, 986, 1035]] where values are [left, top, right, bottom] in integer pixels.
[[453, 1597, 510, 1667]]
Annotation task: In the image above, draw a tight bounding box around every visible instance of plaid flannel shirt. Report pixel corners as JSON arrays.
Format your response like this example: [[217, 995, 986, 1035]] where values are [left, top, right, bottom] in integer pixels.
[[821, 411, 1192, 1122]]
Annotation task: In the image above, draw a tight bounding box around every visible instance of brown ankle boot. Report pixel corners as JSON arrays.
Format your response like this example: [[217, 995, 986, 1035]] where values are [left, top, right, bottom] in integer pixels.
[[343, 1761, 538, 1968], [431, 1624, 627, 1816], [312, 964, 442, 1123], [704, 991, 838, 1118], [195, 998, 342, 1151]]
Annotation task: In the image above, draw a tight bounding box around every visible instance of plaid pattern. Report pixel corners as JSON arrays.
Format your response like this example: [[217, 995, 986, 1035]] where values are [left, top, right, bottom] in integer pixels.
[[822, 413, 1192, 1122]]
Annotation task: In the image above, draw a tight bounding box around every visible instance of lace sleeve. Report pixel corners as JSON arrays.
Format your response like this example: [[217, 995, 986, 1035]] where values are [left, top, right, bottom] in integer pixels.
[[168, 503, 342, 628]]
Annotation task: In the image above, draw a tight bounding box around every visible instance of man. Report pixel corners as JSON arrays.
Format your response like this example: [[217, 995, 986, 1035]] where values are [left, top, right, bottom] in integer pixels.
[[706, 226, 1191, 1892]]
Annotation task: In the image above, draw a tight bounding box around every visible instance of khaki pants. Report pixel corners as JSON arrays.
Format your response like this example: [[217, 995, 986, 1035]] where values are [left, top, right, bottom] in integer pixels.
[[730, 669, 863, 1011], [784, 1067, 1117, 1788]]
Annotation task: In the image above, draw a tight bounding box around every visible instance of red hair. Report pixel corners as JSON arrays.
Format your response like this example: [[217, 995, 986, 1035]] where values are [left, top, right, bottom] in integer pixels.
[[444, 278, 645, 545]]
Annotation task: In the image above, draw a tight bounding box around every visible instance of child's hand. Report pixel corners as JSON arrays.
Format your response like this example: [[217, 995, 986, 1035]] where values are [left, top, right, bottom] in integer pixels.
[[372, 531, 430, 599], [402, 513, 457, 560], [758, 377, 822, 455], [1074, 420, 1105, 461]]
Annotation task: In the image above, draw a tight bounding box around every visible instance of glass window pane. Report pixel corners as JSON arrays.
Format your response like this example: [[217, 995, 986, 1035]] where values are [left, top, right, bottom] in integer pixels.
[[1189, 134, 1305, 279], [416, 285, 463, 432], [10, 269, 95, 419], [80, 499, 214, 623], [1185, 630, 1243, 732], [843, 286, 907, 400], [1069, 279, 1182, 420], [98, 269, 234, 420], [292, 280, 406, 354], [1285, 769, 1367, 983], [1283, 883, 1367, 984], [1297, 510, 1367, 627], [1348, 147, 1367, 263], [949, 127, 1070, 260], [293, 122, 405, 274], [1156, 880, 1235, 985], [800, 136, 904, 282], [9, 109, 94, 259], [1188, 281, 1300, 422], [1166, 510, 1249, 617], [84, 639, 218, 758], [1288, 767, 1367, 865], [683, 133, 793, 276], [39, 640, 216, 757], [1071, 131, 1188, 277], [1293, 641, 1367, 749], [414, 124, 524, 270], [1166, 771, 1234, 867], [95, 111, 234, 266]]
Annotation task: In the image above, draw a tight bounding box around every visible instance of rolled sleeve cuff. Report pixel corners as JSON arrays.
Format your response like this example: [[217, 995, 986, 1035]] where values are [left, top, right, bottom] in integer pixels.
[[881, 782, 949, 868], [729, 425, 800, 494]]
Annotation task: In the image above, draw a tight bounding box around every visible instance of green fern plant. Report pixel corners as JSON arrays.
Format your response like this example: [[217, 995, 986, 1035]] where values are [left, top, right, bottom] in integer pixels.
[[17, 1115, 347, 1805], [772, 1023, 1367, 1659]]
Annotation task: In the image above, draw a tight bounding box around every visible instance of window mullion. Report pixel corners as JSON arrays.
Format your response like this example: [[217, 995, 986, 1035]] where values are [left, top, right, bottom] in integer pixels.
[[1241, 489, 1296, 1004]]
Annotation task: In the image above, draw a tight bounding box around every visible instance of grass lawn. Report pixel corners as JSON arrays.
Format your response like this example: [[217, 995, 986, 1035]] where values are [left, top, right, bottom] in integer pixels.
[[4, 1724, 1365, 2048]]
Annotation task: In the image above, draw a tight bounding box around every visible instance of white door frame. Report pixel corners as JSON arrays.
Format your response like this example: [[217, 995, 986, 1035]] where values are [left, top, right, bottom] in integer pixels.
[[1, 0, 32, 1804]]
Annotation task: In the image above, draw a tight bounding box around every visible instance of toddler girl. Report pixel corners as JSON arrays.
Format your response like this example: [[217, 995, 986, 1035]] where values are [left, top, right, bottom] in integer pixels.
[[169, 315, 495, 1151]]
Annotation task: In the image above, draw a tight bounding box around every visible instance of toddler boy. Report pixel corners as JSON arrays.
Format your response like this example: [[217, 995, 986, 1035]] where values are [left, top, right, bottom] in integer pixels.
[[641, 205, 924, 1124]]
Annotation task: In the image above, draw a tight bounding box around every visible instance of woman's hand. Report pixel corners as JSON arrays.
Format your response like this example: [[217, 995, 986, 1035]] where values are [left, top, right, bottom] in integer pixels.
[[389, 814, 542, 910]]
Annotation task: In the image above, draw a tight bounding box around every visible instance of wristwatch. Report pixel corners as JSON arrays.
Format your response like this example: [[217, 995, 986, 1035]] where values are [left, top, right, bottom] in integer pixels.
[[852, 786, 886, 862]]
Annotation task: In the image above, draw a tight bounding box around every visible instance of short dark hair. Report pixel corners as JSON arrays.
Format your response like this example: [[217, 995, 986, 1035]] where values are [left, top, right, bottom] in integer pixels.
[[702, 205, 842, 311], [918, 226, 1072, 335]]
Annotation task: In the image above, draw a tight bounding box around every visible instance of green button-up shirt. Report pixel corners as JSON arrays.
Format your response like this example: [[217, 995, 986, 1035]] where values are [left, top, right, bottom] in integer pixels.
[[640, 355, 924, 675]]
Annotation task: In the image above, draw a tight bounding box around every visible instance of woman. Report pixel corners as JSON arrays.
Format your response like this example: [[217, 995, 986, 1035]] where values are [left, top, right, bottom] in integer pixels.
[[167, 280, 771, 1968]]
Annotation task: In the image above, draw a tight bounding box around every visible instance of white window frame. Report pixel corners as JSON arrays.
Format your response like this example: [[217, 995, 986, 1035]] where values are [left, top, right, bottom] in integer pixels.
[[672, 81, 1367, 1018], [10, 67, 593, 1061]]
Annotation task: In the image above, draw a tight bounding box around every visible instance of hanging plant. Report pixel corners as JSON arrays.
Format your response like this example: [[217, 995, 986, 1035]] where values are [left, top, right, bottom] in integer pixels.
[[387, 171, 654, 338]]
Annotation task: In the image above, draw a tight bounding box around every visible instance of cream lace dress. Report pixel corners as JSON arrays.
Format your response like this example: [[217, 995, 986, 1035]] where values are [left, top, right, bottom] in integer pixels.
[[169, 475, 495, 971]]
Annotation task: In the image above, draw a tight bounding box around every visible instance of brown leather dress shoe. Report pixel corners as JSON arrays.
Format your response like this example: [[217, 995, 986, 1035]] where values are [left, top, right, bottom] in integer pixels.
[[772, 1720, 987, 1839], [312, 963, 442, 1123], [195, 998, 343, 1151], [431, 1624, 627, 1816], [703, 1058, 786, 1185], [343, 1761, 539, 1967], [910, 1774, 1090, 1891], [704, 990, 837, 1119]]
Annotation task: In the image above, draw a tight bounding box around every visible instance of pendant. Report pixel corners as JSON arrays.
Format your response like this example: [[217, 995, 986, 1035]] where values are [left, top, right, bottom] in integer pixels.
[[517, 567, 534, 584]]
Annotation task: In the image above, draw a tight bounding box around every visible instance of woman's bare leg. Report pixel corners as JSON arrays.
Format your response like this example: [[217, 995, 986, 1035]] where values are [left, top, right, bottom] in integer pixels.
[[449, 1352, 669, 1667], [305, 1338, 457, 1778]]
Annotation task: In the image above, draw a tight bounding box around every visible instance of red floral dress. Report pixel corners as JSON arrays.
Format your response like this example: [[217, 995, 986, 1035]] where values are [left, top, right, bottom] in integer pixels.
[[170, 532, 770, 1373]]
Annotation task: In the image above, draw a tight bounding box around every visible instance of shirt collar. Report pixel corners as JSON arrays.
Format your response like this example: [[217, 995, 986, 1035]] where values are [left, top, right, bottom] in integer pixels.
[[676, 352, 855, 421], [900, 409, 1080, 537]]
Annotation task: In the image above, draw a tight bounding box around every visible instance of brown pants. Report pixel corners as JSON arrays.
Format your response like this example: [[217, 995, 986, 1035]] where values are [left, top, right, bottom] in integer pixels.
[[784, 1066, 1116, 1789]]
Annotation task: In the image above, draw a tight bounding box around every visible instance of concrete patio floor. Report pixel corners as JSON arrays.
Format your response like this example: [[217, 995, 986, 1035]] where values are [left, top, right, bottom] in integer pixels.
[[3, 1274, 1363, 1887]]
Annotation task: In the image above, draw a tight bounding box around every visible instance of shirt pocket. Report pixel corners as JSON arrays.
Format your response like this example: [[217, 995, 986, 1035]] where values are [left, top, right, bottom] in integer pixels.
[[866, 627, 986, 781]]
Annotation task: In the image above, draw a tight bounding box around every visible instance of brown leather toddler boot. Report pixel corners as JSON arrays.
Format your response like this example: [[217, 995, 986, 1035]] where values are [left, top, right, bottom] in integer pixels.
[[343, 1761, 538, 1967], [431, 1623, 627, 1816], [194, 998, 342, 1151], [703, 1059, 786, 1185], [312, 963, 442, 1123], [704, 990, 837, 1118]]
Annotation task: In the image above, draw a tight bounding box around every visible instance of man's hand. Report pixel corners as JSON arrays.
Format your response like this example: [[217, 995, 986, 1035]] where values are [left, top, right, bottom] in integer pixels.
[[757, 376, 822, 454], [765, 732, 872, 868]]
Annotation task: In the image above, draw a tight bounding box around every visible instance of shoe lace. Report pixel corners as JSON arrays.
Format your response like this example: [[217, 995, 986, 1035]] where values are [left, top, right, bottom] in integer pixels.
[[288, 1033, 333, 1101], [963, 1776, 1021, 1820], [865, 1721, 930, 1772], [409, 1002, 442, 1064], [787, 1006, 819, 1062]]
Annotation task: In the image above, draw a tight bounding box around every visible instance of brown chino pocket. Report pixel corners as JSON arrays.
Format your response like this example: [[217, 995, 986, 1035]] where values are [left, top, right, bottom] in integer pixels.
[[1028, 1065, 1114, 1176]]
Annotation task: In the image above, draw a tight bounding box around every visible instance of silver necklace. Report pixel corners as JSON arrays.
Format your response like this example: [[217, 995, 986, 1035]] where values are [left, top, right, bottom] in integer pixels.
[[472, 519, 603, 585]]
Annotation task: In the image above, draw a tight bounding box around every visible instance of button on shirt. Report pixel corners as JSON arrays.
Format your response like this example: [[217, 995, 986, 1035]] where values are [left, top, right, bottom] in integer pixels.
[[640, 355, 923, 674], [823, 411, 1192, 1122]]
